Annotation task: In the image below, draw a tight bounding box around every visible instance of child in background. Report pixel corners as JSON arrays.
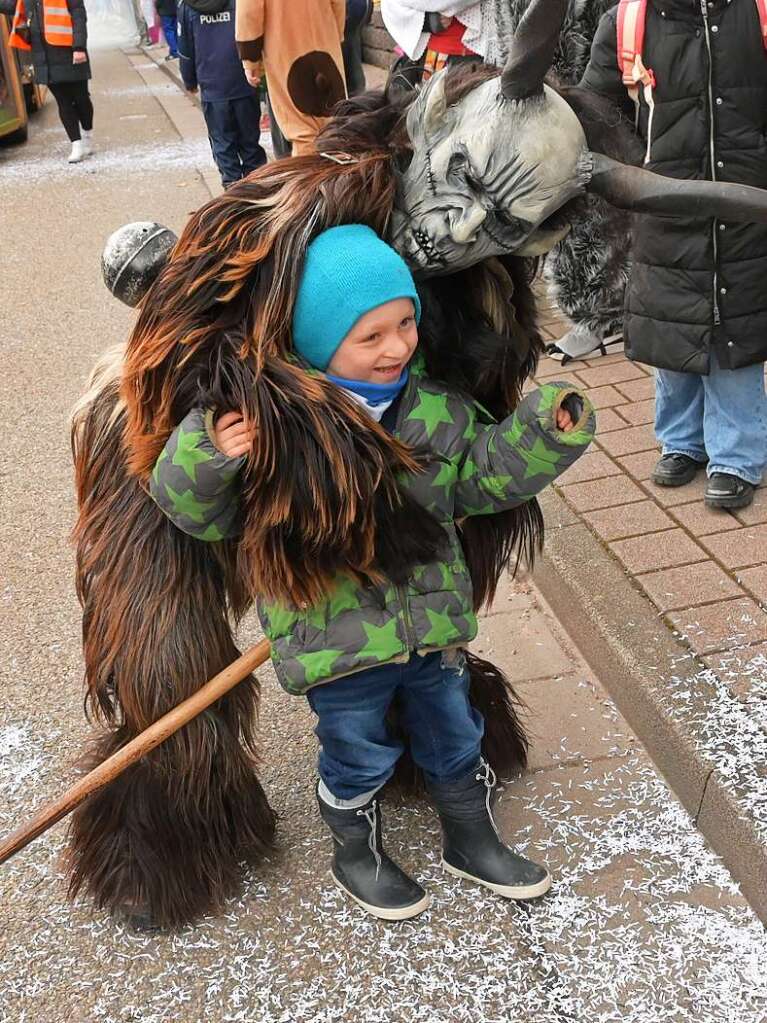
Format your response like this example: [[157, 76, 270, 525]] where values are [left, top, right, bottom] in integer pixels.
[[177, 0, 266, 187], [150, 226, 595, 920], [155, 0, 178, 59]]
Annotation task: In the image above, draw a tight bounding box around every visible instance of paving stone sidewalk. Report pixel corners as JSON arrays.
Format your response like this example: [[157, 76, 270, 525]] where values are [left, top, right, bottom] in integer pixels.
[[533, 303, 767, 917], [536, 309, 767, 669]]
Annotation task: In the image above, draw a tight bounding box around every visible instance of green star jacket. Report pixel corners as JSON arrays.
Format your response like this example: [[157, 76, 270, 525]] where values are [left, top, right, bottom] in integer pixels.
[[149, 365, 595, 694]]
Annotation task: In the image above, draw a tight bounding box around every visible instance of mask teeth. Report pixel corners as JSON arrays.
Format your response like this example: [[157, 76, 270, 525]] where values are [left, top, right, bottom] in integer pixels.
[[414, 230, 436, 258]]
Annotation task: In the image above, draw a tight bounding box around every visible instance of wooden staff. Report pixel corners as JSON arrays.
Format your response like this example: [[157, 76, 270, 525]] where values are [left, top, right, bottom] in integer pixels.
[[0, 638, 271, 866]]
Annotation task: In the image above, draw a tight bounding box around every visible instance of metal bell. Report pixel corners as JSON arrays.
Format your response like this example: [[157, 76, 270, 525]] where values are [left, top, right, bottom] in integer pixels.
[[101, 222, 177, 307]]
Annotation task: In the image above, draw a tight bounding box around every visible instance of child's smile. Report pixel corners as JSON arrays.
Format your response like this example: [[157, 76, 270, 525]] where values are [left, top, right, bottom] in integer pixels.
[[327, 297, 418, 384]]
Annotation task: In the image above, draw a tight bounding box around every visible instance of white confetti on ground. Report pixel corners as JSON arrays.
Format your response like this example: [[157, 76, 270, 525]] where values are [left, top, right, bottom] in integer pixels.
[[658, 644, 767, 841], [0, 138, 215, 187], [1, 718, 765, 1023]]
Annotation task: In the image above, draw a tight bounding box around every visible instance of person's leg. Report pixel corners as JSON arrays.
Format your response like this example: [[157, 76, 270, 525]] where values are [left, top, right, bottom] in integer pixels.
[[160, 14, 178, 56], [306, 663, 403, 800], [231, 95, 267, 178], [703, 358, 766, 506], [202, 101, 243, 189], [652, 367, 708, 485], [265, 90, 291, 159], [397, 650, 483, 785], [71, 81, 94, 133], [131, 0, 150, 45], [308, 662, 429, 920], [48, 82, 81, 141], [400, 650, 550, 901], [655, 367, 707, 461], [341, 18, 366, 96]]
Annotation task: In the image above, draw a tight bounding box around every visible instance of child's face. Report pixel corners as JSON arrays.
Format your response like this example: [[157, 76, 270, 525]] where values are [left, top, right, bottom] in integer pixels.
[[327, 298, 418, 383]]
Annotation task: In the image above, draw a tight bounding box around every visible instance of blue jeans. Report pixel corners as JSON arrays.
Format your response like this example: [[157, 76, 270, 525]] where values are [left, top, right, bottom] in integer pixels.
[[655, 360, 767, 485], [160, 15, 178, 56], [306, 650, 484, 800], [202, 96, 267, 187]]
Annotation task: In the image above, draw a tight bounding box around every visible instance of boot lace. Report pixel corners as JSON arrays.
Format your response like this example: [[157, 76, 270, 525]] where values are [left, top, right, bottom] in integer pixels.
[[475, 758, 501, 839], [357, 799, 382, 881]]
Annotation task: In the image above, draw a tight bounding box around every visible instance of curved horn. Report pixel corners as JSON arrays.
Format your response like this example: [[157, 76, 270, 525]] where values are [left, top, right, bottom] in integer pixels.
[[588, 153, 767, 224], [501, 0, 569, 102]]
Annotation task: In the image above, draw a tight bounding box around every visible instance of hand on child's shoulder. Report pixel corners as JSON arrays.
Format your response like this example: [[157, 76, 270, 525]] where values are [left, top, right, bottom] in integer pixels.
[[214, 410, 255, 458]]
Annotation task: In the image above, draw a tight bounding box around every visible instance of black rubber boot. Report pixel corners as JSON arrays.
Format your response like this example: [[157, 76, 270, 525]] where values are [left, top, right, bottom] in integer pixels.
[[705, 473, 755, 510], [428, 759, 551, 900], [316, 789, 430, 921], [651, 453, 708, 487]]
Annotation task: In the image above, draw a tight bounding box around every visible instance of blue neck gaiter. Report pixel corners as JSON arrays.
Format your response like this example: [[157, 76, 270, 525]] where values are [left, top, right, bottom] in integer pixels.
[[326, 367, 409, 409]]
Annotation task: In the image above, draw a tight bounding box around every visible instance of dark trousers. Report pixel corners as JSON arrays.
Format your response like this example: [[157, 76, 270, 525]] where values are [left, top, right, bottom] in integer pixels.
[[264, 90, 290, 159], [307, 650, 484, 800], [342, 20, 365, 96], [160, 14, 178, 56], [202, 95, 267, 187], [48, 81, 93, 142]]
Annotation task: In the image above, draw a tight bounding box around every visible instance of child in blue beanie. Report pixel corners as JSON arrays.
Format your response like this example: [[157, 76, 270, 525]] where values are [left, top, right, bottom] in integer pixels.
[[150, 224, 595, 921]]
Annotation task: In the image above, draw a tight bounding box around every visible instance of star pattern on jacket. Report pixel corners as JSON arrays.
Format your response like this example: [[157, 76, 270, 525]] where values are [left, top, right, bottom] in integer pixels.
[[406, 389, 455, 438], [165, 483, 217, 523], [172, 425, 214, 483]]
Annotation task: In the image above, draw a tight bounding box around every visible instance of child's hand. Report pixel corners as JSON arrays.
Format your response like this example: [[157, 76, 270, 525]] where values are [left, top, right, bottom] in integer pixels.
[[556, 393, 584, 433], [556, 407, 574, 432], [214, 411, 255, 457]]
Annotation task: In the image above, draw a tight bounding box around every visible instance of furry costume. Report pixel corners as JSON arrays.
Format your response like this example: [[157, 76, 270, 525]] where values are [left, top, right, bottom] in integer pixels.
[[70, 92, 542, 928], [70, 0, 767, 928]]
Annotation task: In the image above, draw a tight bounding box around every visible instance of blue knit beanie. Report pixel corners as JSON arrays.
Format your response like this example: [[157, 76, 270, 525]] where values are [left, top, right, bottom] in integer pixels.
[[292, 225, 422, 371]]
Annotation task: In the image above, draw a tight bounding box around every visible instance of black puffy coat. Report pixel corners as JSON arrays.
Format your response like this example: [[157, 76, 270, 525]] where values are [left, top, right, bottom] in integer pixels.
[[582, 0, 767, 373], [26, 0, 90, 85]]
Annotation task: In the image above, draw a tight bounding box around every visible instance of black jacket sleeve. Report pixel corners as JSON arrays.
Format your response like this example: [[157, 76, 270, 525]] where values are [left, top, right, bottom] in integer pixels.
[[579, 6, 634, 119], [67, 0, 88, 50], [177, 2, 197, 90]]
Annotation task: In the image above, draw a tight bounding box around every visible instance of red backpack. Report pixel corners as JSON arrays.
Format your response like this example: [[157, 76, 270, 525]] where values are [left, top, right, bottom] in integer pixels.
[[616, 0, 767, 163]]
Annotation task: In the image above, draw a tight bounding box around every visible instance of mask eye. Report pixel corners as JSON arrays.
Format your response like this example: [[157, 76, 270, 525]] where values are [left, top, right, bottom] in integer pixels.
[[446, 150, 468, 181]]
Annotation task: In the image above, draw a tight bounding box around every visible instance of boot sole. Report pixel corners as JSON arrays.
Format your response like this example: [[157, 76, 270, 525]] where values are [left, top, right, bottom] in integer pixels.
[[705, 491, 754, 510], [651, 461, 708, 488], [441, 859, 552, 900], [651, 469, 700, 487], [331, 871, 431, 921]]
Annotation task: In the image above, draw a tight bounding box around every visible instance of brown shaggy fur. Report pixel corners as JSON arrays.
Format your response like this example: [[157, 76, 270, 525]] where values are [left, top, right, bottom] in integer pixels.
[[70, 363, 275, 927], [69, 67, 545, 928]]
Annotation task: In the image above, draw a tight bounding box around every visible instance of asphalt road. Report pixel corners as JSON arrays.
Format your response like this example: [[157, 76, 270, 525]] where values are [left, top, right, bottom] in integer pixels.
[[1, 47, 766, 1023]]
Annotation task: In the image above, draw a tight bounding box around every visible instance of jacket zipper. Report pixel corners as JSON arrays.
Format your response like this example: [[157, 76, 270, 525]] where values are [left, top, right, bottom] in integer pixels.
[[700, 0, 721, 327], [397, 583, 417, 650]]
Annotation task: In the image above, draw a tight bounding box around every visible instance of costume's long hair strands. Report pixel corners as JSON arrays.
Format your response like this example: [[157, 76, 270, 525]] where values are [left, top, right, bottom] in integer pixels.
[[69, 68, 543, 928]]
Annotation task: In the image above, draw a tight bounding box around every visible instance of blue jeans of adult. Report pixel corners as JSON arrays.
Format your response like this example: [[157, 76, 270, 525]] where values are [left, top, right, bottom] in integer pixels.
[[306, 650, 484, 802], [202, 95, 267, 188], [160, 14, 178, 56], [655, 359, 767, 486]]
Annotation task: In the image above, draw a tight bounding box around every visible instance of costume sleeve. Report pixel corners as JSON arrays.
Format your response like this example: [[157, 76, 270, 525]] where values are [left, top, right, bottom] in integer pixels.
[[149, 408, 245, 542], [67, 0, 88, 50], [235, 0, 264, 67], [579, 7, 632, 112], [453, 382, 595, 518], [330, 0, 346, 38]]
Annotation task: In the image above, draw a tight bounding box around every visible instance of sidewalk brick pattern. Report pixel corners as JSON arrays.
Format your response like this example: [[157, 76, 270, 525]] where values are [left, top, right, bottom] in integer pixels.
[[536, 301, 767, 674]]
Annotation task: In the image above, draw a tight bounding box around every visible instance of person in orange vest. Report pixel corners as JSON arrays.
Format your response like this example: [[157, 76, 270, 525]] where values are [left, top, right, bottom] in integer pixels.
[[9, 0, 94, 163]]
